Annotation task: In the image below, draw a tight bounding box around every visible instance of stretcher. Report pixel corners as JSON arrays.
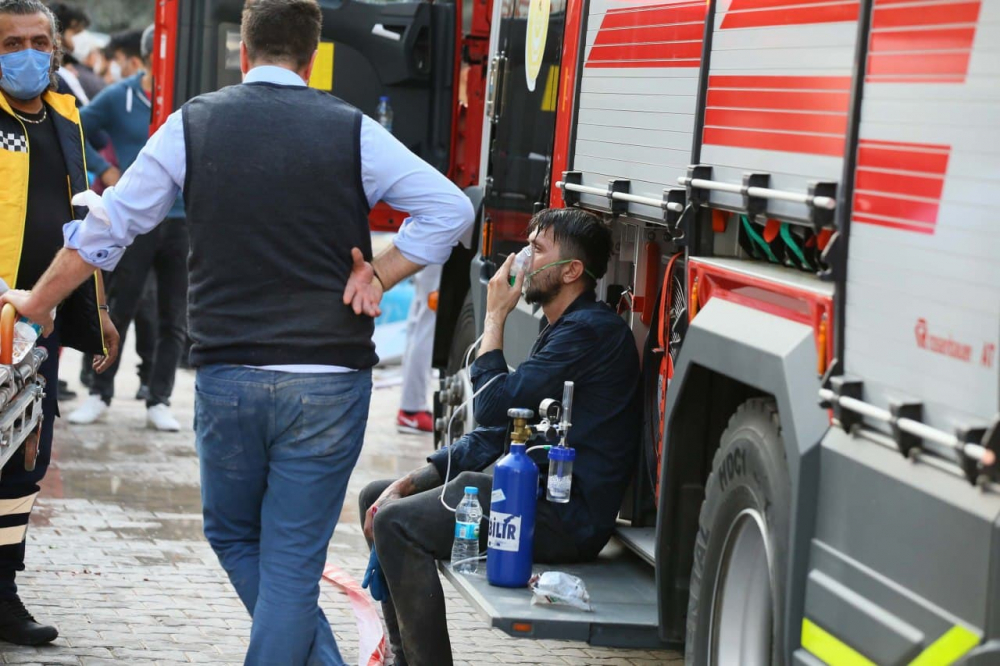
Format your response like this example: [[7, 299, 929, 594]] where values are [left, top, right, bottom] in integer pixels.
[[0, 304, 47, 476]]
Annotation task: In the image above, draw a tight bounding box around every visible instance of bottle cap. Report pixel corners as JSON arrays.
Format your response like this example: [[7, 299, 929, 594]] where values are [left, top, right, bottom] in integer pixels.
[[548, 446, 576, 462], [465, 486, 478, 494], [379, 95, 389, 102]]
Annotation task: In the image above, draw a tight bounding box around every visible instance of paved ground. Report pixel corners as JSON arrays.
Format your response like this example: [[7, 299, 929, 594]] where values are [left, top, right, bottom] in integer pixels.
[[1, 339, 682, 666]]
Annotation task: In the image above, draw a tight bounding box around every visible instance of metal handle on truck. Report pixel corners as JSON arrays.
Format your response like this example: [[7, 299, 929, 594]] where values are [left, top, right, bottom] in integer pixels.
[[557, 181, 685, 213], [678, 176, 837, 211]]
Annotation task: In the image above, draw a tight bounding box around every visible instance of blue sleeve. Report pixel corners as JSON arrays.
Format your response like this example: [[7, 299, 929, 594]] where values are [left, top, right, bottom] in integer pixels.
[[80, 88, 116, 175], [84, 138, 110, 177], [427, 426, 508, 480], [470, 319, 598, 427]]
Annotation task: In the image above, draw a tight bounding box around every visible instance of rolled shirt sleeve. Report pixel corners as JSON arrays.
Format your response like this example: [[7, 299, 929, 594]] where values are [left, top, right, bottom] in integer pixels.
[[63, 111, 187, 271], [359, 116, 475, 266]]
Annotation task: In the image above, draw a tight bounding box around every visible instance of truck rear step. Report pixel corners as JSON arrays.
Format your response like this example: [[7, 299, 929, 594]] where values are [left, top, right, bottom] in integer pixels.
[[439, 538, 671, 648]]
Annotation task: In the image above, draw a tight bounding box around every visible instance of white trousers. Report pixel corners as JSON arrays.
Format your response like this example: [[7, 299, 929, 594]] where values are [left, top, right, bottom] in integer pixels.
[[400, 264, 443, 412]]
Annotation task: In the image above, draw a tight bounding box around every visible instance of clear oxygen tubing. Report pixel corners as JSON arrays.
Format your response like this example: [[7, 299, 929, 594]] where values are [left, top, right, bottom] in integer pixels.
[[440, 331, 507, 512]]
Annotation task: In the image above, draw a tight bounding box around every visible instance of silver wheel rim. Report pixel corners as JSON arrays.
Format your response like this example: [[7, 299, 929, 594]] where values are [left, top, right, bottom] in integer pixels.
[[709, 509, 773, 666]]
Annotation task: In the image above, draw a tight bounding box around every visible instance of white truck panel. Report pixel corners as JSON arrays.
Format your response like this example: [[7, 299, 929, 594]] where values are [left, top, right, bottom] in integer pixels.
[[571, 0, 708, 218], [844, 0, 999, 430], [697, 0, 860, 222]]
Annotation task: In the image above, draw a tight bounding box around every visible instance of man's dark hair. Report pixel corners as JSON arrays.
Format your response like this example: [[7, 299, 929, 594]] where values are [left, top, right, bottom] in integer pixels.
[[0, 0, 61, 91], [108, 29, 142, 62], [527, 208, 612, 290], [46, 1, 87, 34], [241, 0, 321, 69]]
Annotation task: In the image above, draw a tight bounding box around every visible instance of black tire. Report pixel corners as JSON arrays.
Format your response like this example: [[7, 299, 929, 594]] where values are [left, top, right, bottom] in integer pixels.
[[446, 293, 477, 375], [435, 293, 477, 450], [685, 398, 791, 666]]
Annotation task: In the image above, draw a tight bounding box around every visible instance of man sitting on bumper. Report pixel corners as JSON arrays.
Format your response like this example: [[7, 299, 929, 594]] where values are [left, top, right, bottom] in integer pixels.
[[360, 207, 641, 666]]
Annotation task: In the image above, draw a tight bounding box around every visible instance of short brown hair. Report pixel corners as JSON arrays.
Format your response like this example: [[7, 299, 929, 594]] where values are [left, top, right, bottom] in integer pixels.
[[241, 0, 321, 69]]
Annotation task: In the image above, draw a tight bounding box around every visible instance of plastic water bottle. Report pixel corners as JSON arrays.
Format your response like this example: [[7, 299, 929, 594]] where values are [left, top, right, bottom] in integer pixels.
[[376, 96, 393, 132], [451, 486, 483, 574]]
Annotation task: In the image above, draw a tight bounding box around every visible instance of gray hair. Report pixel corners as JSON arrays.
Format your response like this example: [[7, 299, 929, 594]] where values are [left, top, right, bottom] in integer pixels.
[[0, 0, 63, 93], [0, 0, 58, 36]]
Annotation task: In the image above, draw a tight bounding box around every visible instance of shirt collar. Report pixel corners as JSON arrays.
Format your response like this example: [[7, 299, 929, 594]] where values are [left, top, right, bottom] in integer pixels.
[[562, 290, 598, 318], [243, 65, 307, 87]]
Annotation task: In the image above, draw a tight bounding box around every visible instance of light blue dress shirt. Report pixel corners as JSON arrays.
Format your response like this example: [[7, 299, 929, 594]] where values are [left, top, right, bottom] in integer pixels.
[[63, 65, 475, 271], [63, 65, 475, 373]]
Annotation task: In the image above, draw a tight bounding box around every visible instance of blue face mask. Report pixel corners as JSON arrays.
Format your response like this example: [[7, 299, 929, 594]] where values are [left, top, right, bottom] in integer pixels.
[[0, 49, 52, 101]]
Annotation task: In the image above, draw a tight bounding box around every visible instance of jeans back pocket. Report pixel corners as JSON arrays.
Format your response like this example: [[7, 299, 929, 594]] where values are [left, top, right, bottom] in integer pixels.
[[195, 388, 243, 470]]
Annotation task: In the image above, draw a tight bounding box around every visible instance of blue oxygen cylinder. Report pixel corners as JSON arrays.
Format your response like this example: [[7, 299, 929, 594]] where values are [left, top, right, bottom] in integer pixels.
[[487, 408, 538, 588]]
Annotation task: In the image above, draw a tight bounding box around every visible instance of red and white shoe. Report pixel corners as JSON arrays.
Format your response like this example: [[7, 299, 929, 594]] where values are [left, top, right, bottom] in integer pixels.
[[396, 410, 433, 434]]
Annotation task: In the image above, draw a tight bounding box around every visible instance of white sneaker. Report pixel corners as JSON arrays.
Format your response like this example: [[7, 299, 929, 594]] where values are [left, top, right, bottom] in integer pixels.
[[146, 404, 181, 432], [68, 395, 108, 425]]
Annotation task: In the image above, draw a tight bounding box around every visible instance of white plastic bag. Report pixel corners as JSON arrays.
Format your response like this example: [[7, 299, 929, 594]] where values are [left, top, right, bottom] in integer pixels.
[[529, 571, 593, 612], [12, 321, 37, 364]]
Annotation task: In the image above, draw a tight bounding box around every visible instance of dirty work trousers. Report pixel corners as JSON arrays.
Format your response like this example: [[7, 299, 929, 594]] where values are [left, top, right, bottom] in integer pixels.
[[359, 471, 582, 666], [197, 365, 372, 666]]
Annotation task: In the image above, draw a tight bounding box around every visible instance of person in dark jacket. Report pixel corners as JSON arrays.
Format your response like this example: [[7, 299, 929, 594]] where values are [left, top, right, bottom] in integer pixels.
[[359, 208, 642, 666], [0, 0, 118, 646], [68, 26, 188, 431]]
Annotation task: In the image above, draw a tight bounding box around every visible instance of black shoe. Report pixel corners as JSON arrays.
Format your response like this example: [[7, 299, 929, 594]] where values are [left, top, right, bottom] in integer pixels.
[[0, 596, 58, 645], [56, 379, 77, 402], [135, 384, 150, 401]]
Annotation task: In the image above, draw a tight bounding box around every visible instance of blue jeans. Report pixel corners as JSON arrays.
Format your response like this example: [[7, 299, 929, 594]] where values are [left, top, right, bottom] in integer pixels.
[[195, 365, 372, 666]]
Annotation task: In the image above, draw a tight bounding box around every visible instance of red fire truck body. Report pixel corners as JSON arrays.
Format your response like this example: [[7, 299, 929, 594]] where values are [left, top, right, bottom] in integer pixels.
[[157, 0, 1000, 662]]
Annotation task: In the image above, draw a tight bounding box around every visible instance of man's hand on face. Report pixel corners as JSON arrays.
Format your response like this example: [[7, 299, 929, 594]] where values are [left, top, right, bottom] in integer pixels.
[[486, 252, 524, 323], [343, 247, 383, 318], [0, 289, 53, 336]]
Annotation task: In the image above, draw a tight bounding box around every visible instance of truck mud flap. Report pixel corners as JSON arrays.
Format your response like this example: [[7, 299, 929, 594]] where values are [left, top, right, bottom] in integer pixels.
[[439, 539, 673, 649]]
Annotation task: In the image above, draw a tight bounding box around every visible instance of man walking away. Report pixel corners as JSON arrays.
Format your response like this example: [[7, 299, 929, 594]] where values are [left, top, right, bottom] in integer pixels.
[[69, 26, 188, 431], [2, 1, 474, 662]]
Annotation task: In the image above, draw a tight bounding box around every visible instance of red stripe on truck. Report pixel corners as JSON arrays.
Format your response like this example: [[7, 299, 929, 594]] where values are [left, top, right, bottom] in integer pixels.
[[852, 140, 951, 235], [720, 0, 859, 29], [866, 0, 981, 82], [709, 75, 852, 91], [703, 75, 850, 156], [585, 0, 707, 68], [703, 127, 845, 156], [705, 109, 848, 135]]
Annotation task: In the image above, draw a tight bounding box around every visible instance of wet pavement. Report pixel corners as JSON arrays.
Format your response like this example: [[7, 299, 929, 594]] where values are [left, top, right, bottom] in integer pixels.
[[1, 340, 682, 665]]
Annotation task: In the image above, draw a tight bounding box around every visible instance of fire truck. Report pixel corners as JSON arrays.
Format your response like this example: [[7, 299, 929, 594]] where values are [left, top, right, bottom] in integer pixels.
[[157, 0, 1000, 662]]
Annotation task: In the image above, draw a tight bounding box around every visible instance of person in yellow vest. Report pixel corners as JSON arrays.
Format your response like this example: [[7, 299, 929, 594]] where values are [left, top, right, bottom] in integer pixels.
[[0, 0, 117, 646]]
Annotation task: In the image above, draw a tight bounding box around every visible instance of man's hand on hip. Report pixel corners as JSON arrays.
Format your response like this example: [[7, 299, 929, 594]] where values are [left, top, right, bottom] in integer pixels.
[[343, 248, 384, 318]]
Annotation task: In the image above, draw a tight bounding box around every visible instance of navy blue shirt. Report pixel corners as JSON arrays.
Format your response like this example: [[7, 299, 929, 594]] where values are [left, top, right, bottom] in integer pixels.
[[427, 292, 641, 557]]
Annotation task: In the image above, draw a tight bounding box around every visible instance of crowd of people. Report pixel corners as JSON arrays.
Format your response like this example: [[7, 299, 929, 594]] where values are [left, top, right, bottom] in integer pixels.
[[0, 1, 642, 664]]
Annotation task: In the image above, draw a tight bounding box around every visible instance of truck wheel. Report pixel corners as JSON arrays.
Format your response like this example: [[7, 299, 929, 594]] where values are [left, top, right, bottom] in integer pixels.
[[447, 293, 477, 375], [685, 398, 790, 666], [435, 293, 477, 448]]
